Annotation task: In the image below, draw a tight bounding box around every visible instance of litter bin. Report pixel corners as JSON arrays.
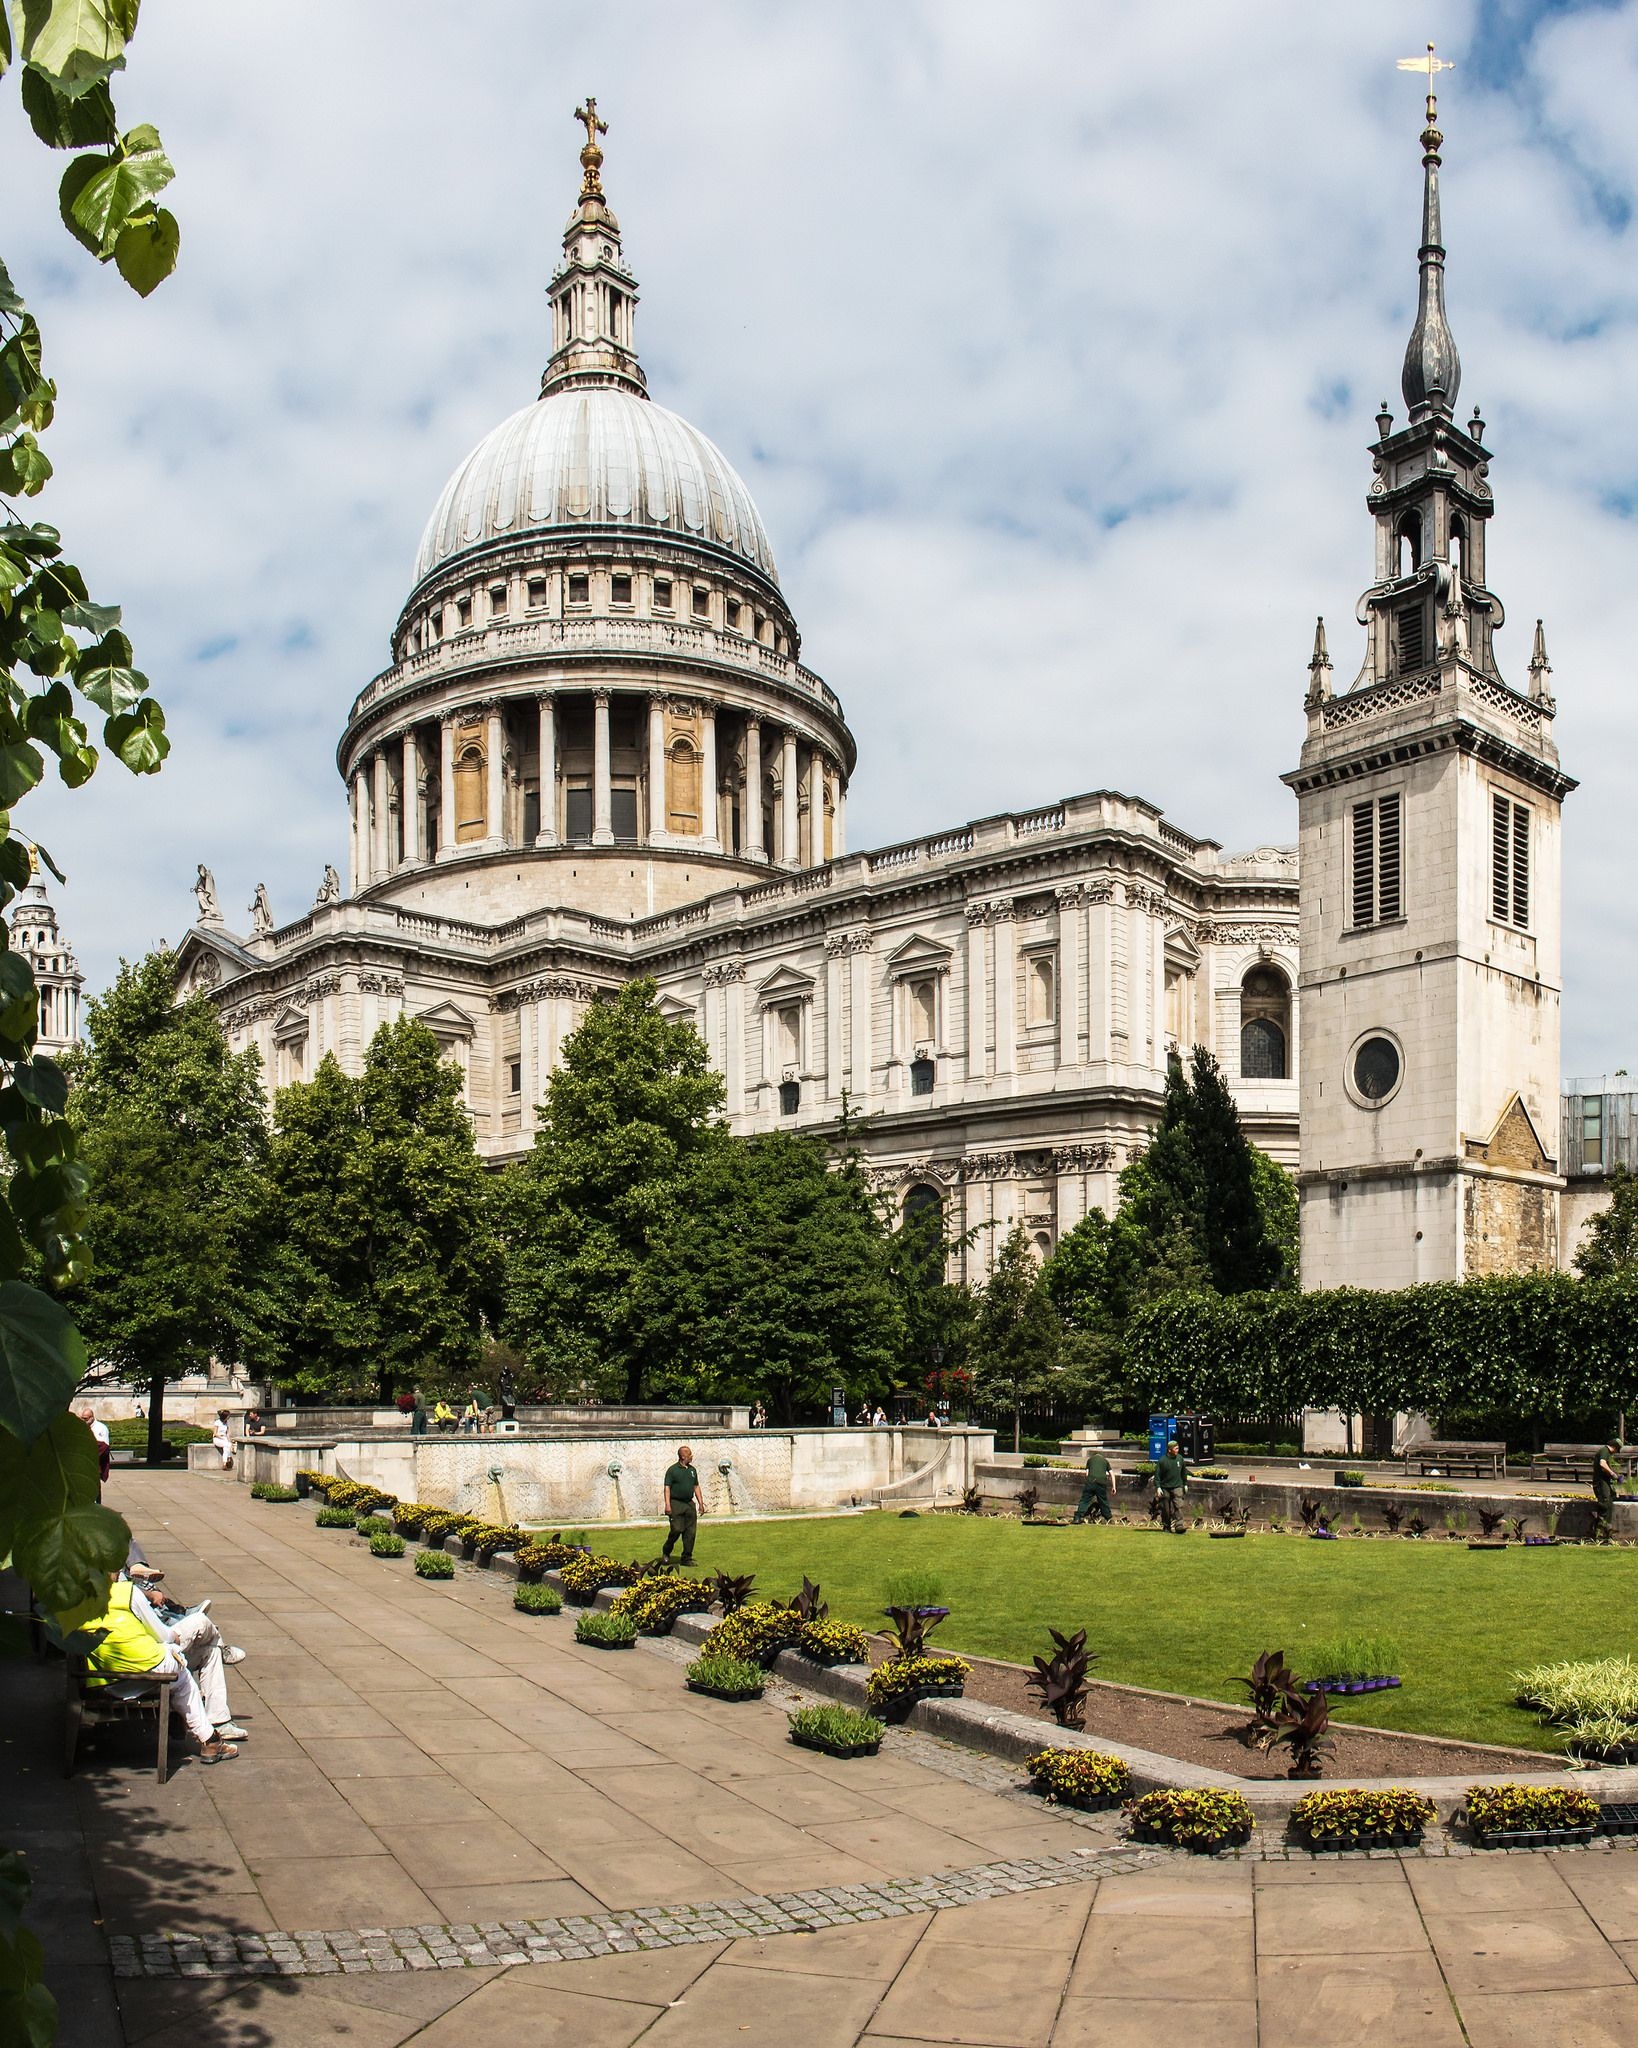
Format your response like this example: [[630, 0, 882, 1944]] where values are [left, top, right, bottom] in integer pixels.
[[1147, 1415, 1176, 1462]]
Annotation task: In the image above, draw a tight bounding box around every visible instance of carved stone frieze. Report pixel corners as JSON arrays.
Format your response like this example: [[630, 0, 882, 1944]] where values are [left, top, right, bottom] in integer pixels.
[[1200, 923, 1296, 946], [872, 1140, 1119, 1191], [356, 973, 405, 996], [964, 897, 1015, 926], [701, 961, 748, 987], [497, 977, 602, 1010], [824, 930, 874, 956], [1125, 885, 1170, 915]]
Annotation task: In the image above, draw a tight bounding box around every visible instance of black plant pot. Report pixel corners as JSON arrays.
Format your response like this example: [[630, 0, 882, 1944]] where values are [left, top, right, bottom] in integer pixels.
[[1030, 1784, 1124, 1814], [1209, 1530, 1247, 1539], [790, 1729, 881, 1759], [1130, 1822, 1253, 1854], [576, 1636, 635, 1651], [685, 1678, 765, 1703], [1300, 1827, 1425, 1852], [799, 1650, 866, 1668], [874, 1683, 965, 1723], [1473, 1824, 1596, 1849]]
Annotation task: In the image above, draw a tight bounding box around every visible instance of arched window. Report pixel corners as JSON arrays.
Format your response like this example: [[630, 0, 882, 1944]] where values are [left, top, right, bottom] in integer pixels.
[[1239, 964, 1291, 1080], [666, 740, 701, 836], [1396, 512, 1421, 576], [904, 1182, 943, 1226], [1450, 514, 1466, 579], [910, 1056, 936, 1097], [454, 745, 485, 842]]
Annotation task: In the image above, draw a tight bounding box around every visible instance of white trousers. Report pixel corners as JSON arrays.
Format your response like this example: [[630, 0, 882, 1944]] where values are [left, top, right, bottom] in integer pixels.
[[156, 1612, 230, 1736]]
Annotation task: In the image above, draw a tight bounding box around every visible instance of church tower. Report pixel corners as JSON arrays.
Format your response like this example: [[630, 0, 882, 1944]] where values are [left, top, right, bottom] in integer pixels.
[[1284, 84, 1575, 1290], [12, 866, 83, 1059]]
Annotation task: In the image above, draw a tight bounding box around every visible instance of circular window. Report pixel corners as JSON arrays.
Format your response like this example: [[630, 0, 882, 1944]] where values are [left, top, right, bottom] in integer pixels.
[[1352, 1036, 1401, 1103]]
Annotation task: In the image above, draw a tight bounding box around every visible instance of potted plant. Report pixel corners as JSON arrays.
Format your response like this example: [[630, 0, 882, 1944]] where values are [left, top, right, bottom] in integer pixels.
[[866, 1654, 971, 1720], [1271, 1689, 1334, 1779], [315, 1505, 356, 1529], [1025, 1627, 1094, 1730], [369, 1531, 406, 1558], [697, 1601, 804, 1667], [685, 1652, 767, 1702], [1232, 1649, 1302, 1751], [1126, 1788, 1255, 1853], [1333, 1470, 1366, 1488], [249, 1482, 299, 1503], [414, 1549, 455, 1580], [1017, 1485, 1041, 1523], [1290, 1788, 1436, 1852], [1025, 1747, 1128, 1812], [575, 1610, 639, 1651], [796, 1619, 871, 1667], [1464, 1784, 1598, 1848], [1301, 1633, 1402, 1695], [787, 1704, 885, 1759], [513, 1583, 562, 1616]]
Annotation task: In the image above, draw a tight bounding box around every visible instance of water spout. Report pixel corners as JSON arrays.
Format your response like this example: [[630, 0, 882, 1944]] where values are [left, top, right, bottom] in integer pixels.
[[607, 1460, 625, 1522], [716, 1457, 758, 1515], [487, 1464, 507, 1524]]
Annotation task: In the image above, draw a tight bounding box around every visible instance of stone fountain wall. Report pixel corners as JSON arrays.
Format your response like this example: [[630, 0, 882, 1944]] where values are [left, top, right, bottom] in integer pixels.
[[239, 1426, 993, 1519]]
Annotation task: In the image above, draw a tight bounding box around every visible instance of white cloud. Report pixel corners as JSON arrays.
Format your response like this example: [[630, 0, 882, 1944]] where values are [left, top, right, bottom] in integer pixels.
[[5, 0, 1637, 1073]]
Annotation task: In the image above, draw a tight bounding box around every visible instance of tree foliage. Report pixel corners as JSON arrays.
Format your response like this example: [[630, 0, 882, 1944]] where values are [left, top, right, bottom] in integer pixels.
[[973, 1224, 1065, 1452], [66, 954, 268, 1458], [259, 1019, 496, 1399], [496, 980, 726, 1400], [641, 1129, 904, 1422], [1573, 1165, 1638, 1283]]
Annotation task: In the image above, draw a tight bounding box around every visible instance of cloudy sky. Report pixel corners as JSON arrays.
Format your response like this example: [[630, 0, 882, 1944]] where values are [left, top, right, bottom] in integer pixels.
[[4, 0, 1637, 1076]]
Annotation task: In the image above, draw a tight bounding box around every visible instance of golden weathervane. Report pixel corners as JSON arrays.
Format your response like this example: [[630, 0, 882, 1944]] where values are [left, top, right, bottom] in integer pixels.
[[1396, 41, 1454, 124], [574, 97, 609, 197]]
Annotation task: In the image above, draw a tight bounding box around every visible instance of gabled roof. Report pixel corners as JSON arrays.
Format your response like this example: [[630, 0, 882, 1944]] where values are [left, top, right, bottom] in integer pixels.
[[885, 933, 954, 974], [416, 1000, 476, 1040]]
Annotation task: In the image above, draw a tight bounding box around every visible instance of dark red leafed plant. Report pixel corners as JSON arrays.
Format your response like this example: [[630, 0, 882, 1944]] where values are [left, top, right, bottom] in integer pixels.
[[712, 1570, 756, 1614], [1026, 1627, 1095, 1731], [1272, 1687, 1335, 1779], [1233, 1649, 1302, 1750], [1381, 1501, 1405, 1534], [786, 1577, 828, 1622], [883, 1603, 949, 1659]]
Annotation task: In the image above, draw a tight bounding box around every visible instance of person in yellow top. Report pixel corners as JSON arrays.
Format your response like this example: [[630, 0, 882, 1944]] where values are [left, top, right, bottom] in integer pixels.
[[432, 1400, 457, 1432], [81, 1576, 240, 1762]]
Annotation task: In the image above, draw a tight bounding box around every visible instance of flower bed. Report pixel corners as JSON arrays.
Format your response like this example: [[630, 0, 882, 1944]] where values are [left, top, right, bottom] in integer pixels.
[[1290, 1788, 1436, 1851], [611, 1573, 713, 1634], [1126, 1788, 1256, 1853], [369, 1531, 406, 1558], [249, 1482, 298, 1502], [355, 1514, 394, 1538], [699, 1603, 804, 1668], [515, 1535, 589, 1577], [390, 1501, 435, 1537], [788, 1704, 886, 1759], [575, 1610, 638, 1650], [560, 1552, 642, 1604], [414, 1549, 455, 1579], [514, 1583, 563, 1616], [685, 1652, 767, 1702], [294, 1469, 327, 1498], [796, 1618, 871, 1667], [1465, 1783, 1599, 1848], [1025, 1748, 1130, 1812], [865, 1655, 970, 1719]]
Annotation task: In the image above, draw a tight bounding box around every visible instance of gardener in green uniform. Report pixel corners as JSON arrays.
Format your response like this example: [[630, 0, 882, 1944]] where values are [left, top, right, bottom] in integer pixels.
[[661, 1445, 706, 1565], [1154, 1438, 1189, 1534], [1072, 1447, 1113, 1524], [1593, 1440, 1620, 1543]]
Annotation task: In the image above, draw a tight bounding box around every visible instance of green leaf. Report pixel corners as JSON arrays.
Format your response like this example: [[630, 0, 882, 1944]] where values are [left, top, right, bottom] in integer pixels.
[[113, 204, 178, 297], [0, 260, 22, 320], [12, 1057, 67, 1115], [60, 596, 118, 637], [59, 130, 173, 261], [4, 524, 61, 560], [0, 838, 30, 888], [18, 61, 113, 146], [104, 695, 165, 772], [29, 839, 64, 884], [0, 1, 12, 78], [0, 436, 52, 497], [0, 741, 43, 805], [17, 0, 137, 96], [72, 627, 140, 712], [0, 1406, 111, 1593], [0, 1939, 59, 2048], [0, 319, 45, 419]]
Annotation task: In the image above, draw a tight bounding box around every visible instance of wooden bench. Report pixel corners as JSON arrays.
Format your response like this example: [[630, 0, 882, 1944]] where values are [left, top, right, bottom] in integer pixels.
[[64, 1656, 173, 1784], [1402, 1440, 1507, 1477], [1531, 1443, 1638, 1484]]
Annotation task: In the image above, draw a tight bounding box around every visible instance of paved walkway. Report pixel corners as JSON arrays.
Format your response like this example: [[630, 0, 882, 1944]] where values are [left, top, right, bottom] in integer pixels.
[[22, 1470, 1638, 2045]]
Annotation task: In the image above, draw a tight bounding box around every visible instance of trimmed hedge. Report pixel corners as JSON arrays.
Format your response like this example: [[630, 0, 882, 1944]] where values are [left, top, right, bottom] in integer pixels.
[[1131, 1273, 1638, 1420]]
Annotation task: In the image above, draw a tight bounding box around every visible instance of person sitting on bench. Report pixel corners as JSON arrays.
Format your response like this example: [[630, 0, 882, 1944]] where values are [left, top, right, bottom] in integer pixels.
[[80, 1576, 243, 1762]]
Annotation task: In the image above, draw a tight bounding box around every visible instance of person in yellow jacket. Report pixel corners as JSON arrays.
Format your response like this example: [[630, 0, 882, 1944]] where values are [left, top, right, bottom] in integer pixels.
[[81, 1577, 240, 1762]]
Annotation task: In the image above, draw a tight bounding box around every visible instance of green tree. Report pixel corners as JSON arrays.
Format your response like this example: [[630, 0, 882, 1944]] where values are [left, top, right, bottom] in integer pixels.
[[260, 1020, 496, 1400], [884, 1192, 977, 1405], [67, 953, 267, 1465], [642, 1129, 904, 1422], [973, 1223, 1064, 1452], [2, 9, 186, 2035], [1574, 1165, 1638, 1282], [498, 980, 725, 1401]]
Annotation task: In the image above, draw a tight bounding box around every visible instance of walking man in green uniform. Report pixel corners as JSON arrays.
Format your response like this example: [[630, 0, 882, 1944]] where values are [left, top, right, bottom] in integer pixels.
[[1593, 1440, 1620, 1543], [410, 1386, 428, 1437], [662, 1445, 706, 1565], [1154, 1437, 1189, 1534], [1072, 1446, 1114, 1523]]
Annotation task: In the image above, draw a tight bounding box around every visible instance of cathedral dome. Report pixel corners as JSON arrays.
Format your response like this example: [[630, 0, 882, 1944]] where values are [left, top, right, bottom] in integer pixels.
[[412, 385, 779, 589]]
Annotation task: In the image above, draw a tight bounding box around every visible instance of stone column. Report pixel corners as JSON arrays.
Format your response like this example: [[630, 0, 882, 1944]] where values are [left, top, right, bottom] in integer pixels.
[[401, 731, 423, 864], [484, 703, 505, 849], [965, 909, 988, 1083], [592, 689, 613, 845], [438, 718, 456, 858], [1058, 888, 1082, 1066], [807, 749, 825, 866], [700, 704, 720, 851], [351, 766, 370, 891], [833, 770, 847, 857], [825, 945, 845, 1103], [849, 945, 872, 1104], [536, 695, 557, 845], [744, 717, 765, 860], [372, 751, 393, 876], [647, 693, 667, 843], [994, 903, 1017, 1075], [1088, 888, 1111, 1063], [780, 730, 800, 865]]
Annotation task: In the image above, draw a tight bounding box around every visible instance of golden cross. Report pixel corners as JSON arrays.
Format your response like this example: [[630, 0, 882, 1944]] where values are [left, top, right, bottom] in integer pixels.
[[1396, 41, 1454, 122], [574, 98, 607, 153]]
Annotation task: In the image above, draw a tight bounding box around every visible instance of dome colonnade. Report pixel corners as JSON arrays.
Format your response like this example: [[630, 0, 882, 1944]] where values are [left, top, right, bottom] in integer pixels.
[[336, 107, 853, 923]]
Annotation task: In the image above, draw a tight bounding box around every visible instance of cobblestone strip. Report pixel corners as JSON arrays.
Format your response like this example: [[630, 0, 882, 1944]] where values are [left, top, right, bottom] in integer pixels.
[[107, 1843, 1159, 1980]]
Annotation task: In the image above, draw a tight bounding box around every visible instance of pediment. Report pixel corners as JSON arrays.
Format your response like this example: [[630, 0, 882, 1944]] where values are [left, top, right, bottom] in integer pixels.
[[271, 1005, 309, 1043], [655, 991, 695, 1021], [1464, 1092, 1556, 1174], [755, 963, 816, 1005], [172, 926, 259, 999], [1164, 924, 1203, 971], [885, 933, 953, 976], [416, 1000, 476, 1042]]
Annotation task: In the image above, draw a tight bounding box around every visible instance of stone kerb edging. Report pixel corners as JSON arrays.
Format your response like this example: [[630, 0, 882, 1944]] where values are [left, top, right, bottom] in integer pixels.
[[387, 1529, 1638, 1820]]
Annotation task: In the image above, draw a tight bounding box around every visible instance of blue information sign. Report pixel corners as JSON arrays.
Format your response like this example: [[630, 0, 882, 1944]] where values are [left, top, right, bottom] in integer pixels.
[[1148, 1414, 1175, 1461]]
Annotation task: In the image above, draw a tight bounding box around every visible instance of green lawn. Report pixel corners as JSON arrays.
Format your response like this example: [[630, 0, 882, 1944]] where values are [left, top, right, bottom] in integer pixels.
[[105, 1420, 210, 1449], [622, 1514, 1638, 1752]]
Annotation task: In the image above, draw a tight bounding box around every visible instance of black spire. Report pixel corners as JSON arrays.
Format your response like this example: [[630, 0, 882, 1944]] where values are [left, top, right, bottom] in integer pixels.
[[1400, 85, 1460, 421]]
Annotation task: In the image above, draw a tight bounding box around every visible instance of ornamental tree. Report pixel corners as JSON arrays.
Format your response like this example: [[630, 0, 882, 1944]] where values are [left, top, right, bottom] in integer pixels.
[[259, 1019, 497, 1399], [973, 1223, 1064, 1453], [1574, 1165, 1638, 1282]]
